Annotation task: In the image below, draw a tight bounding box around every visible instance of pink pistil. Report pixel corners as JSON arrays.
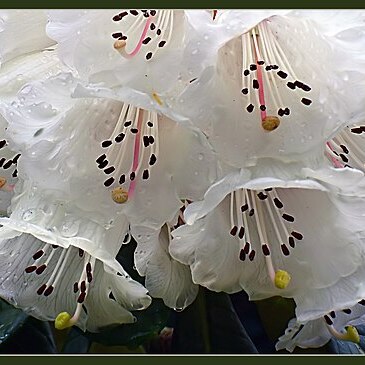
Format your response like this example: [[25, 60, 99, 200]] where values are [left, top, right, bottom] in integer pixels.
[[253, 45, 267, 121], [326, 142, 344, 168], [128, 110, 144, 198], [122, 16, 154, 58]]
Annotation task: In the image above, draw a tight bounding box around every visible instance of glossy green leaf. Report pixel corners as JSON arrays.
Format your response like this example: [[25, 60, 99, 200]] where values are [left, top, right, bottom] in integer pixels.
[[85, 298, 170, 348], [61, 327, 91, 353], [171, 287, 258, 354], [0, 299, 28, 346]]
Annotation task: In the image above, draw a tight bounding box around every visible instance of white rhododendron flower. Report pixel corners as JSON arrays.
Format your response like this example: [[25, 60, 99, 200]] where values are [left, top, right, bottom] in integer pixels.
[[46, 9, 209, 113], [0, 71, 216, 309], [0, 233, 151, 332], [0, 9, 365, 352], [276, 298, 365, 352], [45, 10, 288, 111], [166, 11, 365, 175], [170, 168, 365, 320]]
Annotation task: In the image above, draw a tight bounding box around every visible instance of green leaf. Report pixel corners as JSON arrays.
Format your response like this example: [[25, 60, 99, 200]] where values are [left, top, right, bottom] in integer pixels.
[[85, 298, 170, 348], [61, 327, 91, 353], [171, 287, 258, 354], [0, 300, 58, 353], [0, 299, 28, 345], [255, 296, 296, 344]]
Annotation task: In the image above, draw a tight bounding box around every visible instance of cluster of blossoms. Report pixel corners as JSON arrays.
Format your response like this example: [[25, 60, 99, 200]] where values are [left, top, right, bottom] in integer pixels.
[[0, 9, 365, 352]]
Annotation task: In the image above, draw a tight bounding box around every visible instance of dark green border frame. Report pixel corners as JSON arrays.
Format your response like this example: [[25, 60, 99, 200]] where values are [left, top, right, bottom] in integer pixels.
[[1, 0, 364, 8], [1, 2, 365, 363], [2, 355, 365, 364]]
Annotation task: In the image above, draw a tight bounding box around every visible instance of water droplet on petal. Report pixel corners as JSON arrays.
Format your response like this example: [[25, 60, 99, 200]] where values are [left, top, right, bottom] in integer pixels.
[[22, 209, 35, 221], [61, 220, 80, 238]]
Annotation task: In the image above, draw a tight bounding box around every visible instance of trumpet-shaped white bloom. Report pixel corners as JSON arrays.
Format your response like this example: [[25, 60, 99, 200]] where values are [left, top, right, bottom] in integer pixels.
[[1, 10, 365, 350], [0, 233, 151, 332], [170, 167, 365, 321], [46, 10, 291, 115], [0, 72, 216, 306], [166, 11, 365, 175], [276, 297, 365, 352], [46, 9, 204, 113]]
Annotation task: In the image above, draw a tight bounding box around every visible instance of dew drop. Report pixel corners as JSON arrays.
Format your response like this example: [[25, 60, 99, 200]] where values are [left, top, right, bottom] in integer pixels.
[[61, 220, 80, 238], [33, 128, 44, 137], [22, 209, 35, 221]]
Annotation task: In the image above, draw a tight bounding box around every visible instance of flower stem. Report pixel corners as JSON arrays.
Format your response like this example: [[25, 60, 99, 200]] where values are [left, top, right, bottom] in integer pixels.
[[196, 286, 211, 353]]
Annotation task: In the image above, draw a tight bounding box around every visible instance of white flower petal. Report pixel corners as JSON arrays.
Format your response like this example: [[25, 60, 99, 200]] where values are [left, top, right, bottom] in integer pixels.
[[0, 233, 150, 332], [327, 124, 365, 175], [0, 50, 63, 214], [47, 10, 188, 96], [0, 49, 62, 103], [132, 224, 198, 309], [4, 72, 216, 226], [291, 10, 365, 40], [46, 10, 291, 108], [0, 117, 18, 213], [171, 170, 365, 305], [277, 298, 365, 352], [295, 262, 365, 322], [0, 10, 54, 65], [184, 169, 326, 225], [168, 12, 365, 171], [0, 176, 133, 274], [276, 318, 331, 352], [0, 71, 217, 284], [171, 204, 243, 293]]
